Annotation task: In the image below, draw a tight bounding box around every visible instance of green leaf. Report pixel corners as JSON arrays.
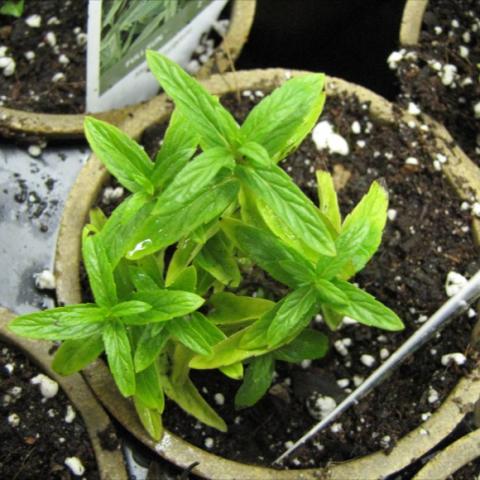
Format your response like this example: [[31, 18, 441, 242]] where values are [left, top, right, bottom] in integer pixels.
[[317, 181, 388, 280], [222, 217, 315, 289], [167, 313, 225, 355], [274, 329, 328, 363], [266, 286, 319, 348], [110, 300, 152, 317], [332, 279, 404, 331], [236, 163, 336, 257], [136, 364, 165, 410], [126, 177, 239, 260], [316, 170, 341, 232], [146, 50, 239, 150], [240, 74, 326, 162], [88, 207, 107, 233], [208, 292, 275, 325], [84, 117, 154, 194], [234, 355, 275, 409], [315, 278, 350, 307], [238, 141, 272, 167], [195, 231, 240, 287], [196, 266, 216, 296], [128, 266, 160, 291], [152, 147, 235, 216], [98, 192, 155, 267], [321, 305, 344, 330], [168, 266, 197, 292], [52, 335, 104, 375], [9, 305, 105, 340], [103, 321, 136, 396], [0, 0, 24, 17], [219, 362, 244, 380], [152, 109, 199, 189], [134, 324, 169, 372], [82, 233, 118, 308], [129, 289, 204, 324], [133, 396, 163, 441]]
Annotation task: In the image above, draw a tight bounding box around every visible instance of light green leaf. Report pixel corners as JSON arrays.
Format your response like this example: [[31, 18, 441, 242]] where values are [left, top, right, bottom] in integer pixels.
[[152, 109, 199, 189], [103, 321, 136, 396], [208, 292, 275, 325], [321, 305, 344, 331], [52, 335, 104, 375], [88, 207, 107, 233], [316, 170, 341, 232], [332, 279, 404, 331], [315, 278, 350, 307], [133, 396, 163, 441], [110, 300, 152, 317], [84, 117, 154, 194], [136, 364, 165, 410], [167, 312, 225, 355], [134, 324, 169, 372], [168, 265, 197, 292], [235, 355, 275, 409], [274, 329, 328, 363], [146, 50, 239, 150], [128, 266, 160, 291], [219, 362, 244, 380], [238, 141, 272, 167], [9, 305, 105, 340], [236, 163, 336, 257], [240, 74, 326, 162]]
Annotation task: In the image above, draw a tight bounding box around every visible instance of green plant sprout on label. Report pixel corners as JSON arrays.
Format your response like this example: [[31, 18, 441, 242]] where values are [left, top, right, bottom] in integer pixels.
[[9, 50, 404, 441]]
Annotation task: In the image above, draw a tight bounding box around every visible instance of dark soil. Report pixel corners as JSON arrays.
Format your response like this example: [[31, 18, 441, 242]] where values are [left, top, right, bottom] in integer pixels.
[[0, 339, 99, 479], [88, 87, 480, 470], [392, 0, 480, 165], [451, 458, 480, 478]]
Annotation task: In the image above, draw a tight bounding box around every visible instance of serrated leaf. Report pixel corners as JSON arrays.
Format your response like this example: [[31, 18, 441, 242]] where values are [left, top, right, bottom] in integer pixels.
[[152, 109, 199, 189], [208, 292, 275, 325], [316, 170, 341, 232], [103, 321, 136, 396], [235, 355, 275, 409], [52, 335, 104, 375], [9, 305, 105, 340], [146, 50, 239, 150], [331, 279, 404, 331], [83, 234, 118, 308], [167, 312, 225, 355], [236, 163, 336, 257], [274, 329, 328, 363], [221, 217, 314, 289], [240, 74, 326, 162], [84, 117, 154, 194], [134, 324, 169, 372]]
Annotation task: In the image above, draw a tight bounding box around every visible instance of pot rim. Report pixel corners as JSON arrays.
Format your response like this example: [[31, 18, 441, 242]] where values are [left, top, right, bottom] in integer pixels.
[[55, 68, 480, 479], [0, 0, 255, 140], [399, 0, 429, 46], [0, 307, 129, 480]]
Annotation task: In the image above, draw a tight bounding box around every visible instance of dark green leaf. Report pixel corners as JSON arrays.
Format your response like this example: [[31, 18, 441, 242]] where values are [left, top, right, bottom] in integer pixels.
[[82, 234, 117, 308], [110, 300, 152, 317], [9, 305, 105, 340], [236, 163, 336, 257], [152, 109, 198, 189], [332, 279, 404, 331], [208, 292, 275, 325], [240, 74, 326, 162], [84, 117, 154, 194], [134, 324, 169, 372], [146, 50, 239, 150], [234, 355, 275, 409], [167, 312, 225, 355], [52, 335, 104, 375], [274, 329, 328, 363], [103, 321, 136, 396]]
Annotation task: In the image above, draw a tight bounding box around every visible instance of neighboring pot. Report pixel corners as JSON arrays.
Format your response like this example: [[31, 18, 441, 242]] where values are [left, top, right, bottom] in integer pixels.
[[0, 307, 128, 480], [0, 0, 255, 141], [399, 0, 428, 46], [55, 68, 480, 479]]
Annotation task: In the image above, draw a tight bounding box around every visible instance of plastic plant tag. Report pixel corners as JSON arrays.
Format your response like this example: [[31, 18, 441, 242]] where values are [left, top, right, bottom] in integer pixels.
[[86, 0, 228, 113]]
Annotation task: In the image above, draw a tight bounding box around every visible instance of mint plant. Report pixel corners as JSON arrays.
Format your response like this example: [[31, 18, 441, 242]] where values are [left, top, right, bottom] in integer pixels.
[[0, 0, 24, 17], [9, 51, 403, 440]]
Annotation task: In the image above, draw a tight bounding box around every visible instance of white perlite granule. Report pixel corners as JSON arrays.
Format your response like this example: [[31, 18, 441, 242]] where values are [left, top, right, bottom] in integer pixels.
[[30, 374, 58, 399], [64, 457, 85, 476]]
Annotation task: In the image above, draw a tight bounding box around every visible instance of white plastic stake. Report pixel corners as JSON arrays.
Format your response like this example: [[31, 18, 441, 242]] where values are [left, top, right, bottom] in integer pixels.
[[273, 269, 480, 465]]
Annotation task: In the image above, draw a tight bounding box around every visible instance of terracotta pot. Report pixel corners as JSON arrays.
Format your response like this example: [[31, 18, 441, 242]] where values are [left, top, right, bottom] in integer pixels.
[[0, 0, 255, 140], [413, 427, 480, 479], [0, 307, 128, 480], [399, 0, 429, 46], [55, 68, 480, 479]]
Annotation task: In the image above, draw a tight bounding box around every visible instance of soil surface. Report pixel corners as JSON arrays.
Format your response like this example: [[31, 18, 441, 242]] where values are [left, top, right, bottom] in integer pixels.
[[451, 458, 480, 479], [0, 339, 99, 479], [0, 0, 229, 114], [89, 88, 480, 470], [392, 0, 480, 165]]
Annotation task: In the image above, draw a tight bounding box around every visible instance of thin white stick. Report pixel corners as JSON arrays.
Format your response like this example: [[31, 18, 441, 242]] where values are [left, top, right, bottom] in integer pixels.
[[273, 269, 480, 465]]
